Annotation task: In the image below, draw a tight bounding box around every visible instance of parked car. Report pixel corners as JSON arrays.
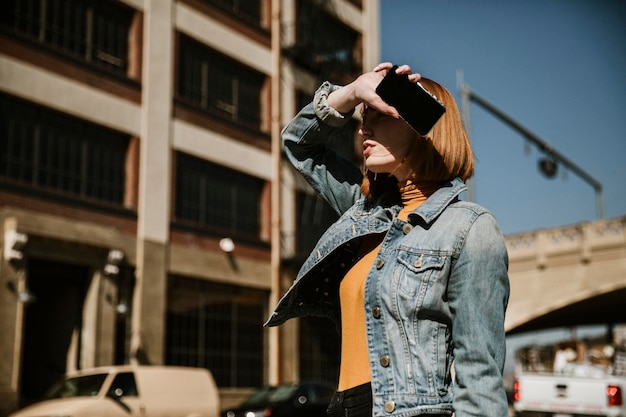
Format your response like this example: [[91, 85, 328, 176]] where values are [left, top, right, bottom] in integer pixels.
[[10, 365, 220, 417], [222, 381, 336, 417]]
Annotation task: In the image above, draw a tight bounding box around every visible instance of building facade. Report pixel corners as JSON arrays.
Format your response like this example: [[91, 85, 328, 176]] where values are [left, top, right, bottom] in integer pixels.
[[0, 0, 380, 414]]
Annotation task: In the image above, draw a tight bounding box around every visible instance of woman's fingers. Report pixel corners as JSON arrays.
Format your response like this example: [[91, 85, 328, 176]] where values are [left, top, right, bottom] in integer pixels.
[[373, 62, 394, 72], [395, 64, 412, 74], [407, 73, 421, 82], [346, 63, 422, 116], [374, 63, 421, 82]]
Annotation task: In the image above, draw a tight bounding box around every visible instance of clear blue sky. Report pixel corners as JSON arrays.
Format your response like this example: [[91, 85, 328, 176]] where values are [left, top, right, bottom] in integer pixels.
[[380, 0, 626, 236]]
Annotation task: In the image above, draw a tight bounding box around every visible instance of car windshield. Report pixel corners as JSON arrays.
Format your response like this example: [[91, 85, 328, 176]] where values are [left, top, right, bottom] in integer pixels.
[[44, 374, 108, 399], [241, 385, 298, 407]]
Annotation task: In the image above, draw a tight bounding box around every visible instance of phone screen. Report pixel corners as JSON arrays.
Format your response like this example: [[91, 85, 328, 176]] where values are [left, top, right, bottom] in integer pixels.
[[375, 66, 446, 136]]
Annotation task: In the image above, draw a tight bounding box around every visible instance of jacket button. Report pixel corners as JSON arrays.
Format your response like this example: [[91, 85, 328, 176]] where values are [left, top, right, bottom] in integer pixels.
[[372, 306, 381, 319], [402, 223, 413, 234], [376, 258, 385, 269], [384, 400, 395, 413], [379, 355, 390, 367]]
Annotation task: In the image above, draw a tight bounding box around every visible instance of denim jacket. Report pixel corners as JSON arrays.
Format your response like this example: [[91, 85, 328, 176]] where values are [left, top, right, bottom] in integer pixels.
[[265, 83, 510, 417]]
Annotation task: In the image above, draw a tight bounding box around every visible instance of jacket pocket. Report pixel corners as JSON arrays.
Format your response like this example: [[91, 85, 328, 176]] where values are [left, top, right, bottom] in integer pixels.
[[395, 251, 445, 298]]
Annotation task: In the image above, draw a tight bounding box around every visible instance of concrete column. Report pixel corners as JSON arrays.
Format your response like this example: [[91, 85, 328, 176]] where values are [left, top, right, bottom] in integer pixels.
[[95, 271, 118, 366], [80, 271, 100, 370], [0, 260, 23, 415], [362, 0, 380, 70], [131, 0, 174, 365]]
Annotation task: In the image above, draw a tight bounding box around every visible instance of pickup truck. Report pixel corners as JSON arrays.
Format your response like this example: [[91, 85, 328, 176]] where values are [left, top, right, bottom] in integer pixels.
[[512, 339, 626, 417]]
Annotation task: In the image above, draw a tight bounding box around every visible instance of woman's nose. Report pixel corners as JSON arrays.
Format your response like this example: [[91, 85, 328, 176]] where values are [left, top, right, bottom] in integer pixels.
[[359, 123, 372, 137]]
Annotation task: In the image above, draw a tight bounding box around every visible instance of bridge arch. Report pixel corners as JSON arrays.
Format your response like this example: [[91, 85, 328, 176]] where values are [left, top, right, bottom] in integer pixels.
[[504, 216, 626, 334]]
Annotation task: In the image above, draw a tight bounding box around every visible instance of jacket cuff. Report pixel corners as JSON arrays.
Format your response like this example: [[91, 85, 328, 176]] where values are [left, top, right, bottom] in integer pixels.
[[313, 81, 355, 127]]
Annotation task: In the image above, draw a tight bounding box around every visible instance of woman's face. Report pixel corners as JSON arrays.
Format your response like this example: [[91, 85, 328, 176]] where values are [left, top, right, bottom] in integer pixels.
[[360, 107, 417, 181]]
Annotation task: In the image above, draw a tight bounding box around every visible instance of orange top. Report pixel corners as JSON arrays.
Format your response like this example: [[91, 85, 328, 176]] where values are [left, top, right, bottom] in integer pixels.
[[338, 180, 440, 391]]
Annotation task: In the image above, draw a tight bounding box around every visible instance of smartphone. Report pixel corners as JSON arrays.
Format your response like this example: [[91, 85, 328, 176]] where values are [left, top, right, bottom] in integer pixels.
[[375, 65, 446, 136]]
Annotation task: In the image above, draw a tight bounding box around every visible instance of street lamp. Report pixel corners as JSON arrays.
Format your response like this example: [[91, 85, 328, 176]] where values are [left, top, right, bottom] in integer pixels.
[[538, 157, 558, 179], [458, 76, 604, 219]]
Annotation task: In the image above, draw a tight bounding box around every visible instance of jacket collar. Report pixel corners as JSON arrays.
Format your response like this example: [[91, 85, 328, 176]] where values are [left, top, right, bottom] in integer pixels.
[[407, 178, 467, 225]]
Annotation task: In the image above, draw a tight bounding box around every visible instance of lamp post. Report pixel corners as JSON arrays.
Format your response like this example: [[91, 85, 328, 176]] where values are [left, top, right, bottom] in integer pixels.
[[458, 77, 604, 220]]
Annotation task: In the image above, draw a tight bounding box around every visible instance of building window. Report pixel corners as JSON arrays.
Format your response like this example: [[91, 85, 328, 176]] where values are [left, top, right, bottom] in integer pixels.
[[299, 317, 340, 385], [175, 152, 263, 240], [177, 35, 265, 132], [284, 0, 361, 83], [202, 0, 263, 28], [295, 191, 338, 261], [1, 0, 135, 76], [167, 276, 266, 388], [291, 103, 360, 259], [0, 94, 128, 205]]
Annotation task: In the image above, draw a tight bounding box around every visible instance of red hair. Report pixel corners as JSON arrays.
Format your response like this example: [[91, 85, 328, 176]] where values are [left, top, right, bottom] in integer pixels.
[[361, 77, 474, 200]]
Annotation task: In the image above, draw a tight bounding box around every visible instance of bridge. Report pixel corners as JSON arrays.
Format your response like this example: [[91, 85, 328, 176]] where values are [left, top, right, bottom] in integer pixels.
[[504, 215, 626, 335]]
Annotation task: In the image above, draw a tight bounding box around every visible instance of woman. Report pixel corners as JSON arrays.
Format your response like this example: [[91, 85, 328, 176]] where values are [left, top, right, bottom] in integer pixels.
[[265, 63, 510, 416]]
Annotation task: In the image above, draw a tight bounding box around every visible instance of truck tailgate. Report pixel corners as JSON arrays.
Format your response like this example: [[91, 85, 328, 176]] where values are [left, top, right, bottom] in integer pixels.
[[516, 375, 612, 415]]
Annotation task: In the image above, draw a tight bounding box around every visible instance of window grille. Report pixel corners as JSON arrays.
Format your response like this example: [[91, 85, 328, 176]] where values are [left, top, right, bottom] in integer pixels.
[[1, 0, 134, 76], [175, 152, 263, 239], [288, 0, 359, 81], [202, 0, 262, 28], [0, 95, 127, 205], [291, 102, 359, 259], [177, 35, 264, 131], [299, 316, 340, 385], [295, 191, 338, 258], [167, 276, 266, 388]]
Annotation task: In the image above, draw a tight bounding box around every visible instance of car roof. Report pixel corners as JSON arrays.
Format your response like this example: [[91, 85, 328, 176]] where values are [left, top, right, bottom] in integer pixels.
[[64, 365, 204, 378]]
